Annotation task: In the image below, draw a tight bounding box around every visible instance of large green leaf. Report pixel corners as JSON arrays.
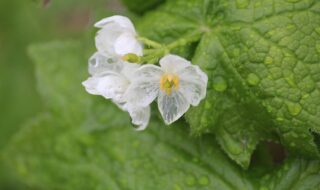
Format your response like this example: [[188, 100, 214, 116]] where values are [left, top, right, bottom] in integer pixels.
[[5, 41, 253, 190], [259, 159, 320, 190], [137, 0, 320, 168], [5, 40, 320, 190]]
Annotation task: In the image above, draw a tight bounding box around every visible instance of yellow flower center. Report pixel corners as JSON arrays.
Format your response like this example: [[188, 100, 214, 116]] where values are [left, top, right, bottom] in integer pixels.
[[160, 74, 180, 95]]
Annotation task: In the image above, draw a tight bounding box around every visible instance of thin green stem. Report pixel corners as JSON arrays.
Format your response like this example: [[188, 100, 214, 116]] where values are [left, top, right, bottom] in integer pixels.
[[137, 37, 162, 48], [139, 30, 204, 64], [167, 31, 203, 50]]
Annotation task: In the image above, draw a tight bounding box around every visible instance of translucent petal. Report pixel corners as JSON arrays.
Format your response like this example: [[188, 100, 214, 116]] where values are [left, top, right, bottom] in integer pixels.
[[88, 53, 122, 76], [158, 91, 190, 125], [82, 72, 129, 102], [114, 32, 143, 56], [125, 80, 160, 107], [95, 23, 123, 57], [124, 65, 163, 106], [82, 77, 101, 95], [113, 102, 150, 130], [133, 64, 163, 79], [112, 101, 127, 111], [178, 65, 208, 106], [127, 105, 150, 130], [159, 54, 191, 73], [94, 15, 135, 33], [120, 62, 140, 80]]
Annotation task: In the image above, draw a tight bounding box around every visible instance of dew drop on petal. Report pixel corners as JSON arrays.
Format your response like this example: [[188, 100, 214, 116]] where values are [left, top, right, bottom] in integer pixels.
[[212, 76, 227, 92]]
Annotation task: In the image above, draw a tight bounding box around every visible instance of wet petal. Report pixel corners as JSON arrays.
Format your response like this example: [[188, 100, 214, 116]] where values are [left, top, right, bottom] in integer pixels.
[[88, 53, 122, 75], [82, 72, 129, 102], [95, 23, 124, 57], [133, 64, 163, 79], [178, 65, 208, 106], [125, 80, 159, 107], [114, 32, 143, 56], [94, 15, 135, 33], [127, 105, 150, 130], [157, 91, 190, 125], [121, 62, 140, 80], [125, 65, 163, 106], [159, 54, 191, 73]]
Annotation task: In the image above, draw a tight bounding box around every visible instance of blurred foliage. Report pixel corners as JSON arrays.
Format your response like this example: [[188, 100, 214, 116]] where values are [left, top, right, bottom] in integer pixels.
[[0, 0, 128, 189], [121, 0, 164, 14]]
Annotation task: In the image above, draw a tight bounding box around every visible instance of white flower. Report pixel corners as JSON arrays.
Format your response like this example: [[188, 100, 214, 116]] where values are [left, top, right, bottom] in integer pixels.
[[94, 15, 143, 59], [125, 54, 208, 125], [82, 53, 150, 130]]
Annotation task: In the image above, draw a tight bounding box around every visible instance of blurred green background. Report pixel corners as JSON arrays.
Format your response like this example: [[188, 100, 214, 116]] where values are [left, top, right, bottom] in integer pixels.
[[0, 0, 126, 189]]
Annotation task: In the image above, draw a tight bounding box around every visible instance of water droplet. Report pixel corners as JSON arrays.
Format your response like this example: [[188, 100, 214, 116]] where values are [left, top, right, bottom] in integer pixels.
[[173, 184, 182, 190], [286, 102, 302, 116], [236, 0, 250, 9], [290, 142, 296, 147], [276, 117, 284, 122], [246, 73, 260, 86], [266, 105, 273, 113], [213, 76, 228, 92], [204, 101, 212, 109], [198, 176, 210, 186], [185, 175, 196, 186], [264, 56, 273, 65]]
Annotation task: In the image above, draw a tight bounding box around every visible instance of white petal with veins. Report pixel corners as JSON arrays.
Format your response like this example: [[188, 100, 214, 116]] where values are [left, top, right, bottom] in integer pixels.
[[94, 16, 142, 58], [159, 54, 191, 73], [115, 33, 143, 56], [94, 15, 135, 33], [88, 53, 121, 75], [82, 72, 129, 102], [125, 64, 163, 106], [125, 80, 160, 107], [178, 65, 208, 106], [127, 105, 151, 130], [157, 91, 190, 125]]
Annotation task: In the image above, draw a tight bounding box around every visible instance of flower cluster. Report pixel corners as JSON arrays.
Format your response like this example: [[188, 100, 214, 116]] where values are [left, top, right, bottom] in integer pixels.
[[82, 15, 208, 130]]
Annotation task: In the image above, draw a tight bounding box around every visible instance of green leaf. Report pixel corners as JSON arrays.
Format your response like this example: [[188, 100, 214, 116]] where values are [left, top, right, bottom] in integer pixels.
[[259, 159, 320, 190], [5, 113, 255, 190], [18, 40, 253, 189], [138, 0, 320, 167], [28, 41, 91, 125], [121, 0, 165, 14], [5, 39, 320, 190]]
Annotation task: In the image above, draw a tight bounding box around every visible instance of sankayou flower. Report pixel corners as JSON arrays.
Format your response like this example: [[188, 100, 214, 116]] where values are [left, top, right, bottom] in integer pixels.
[[82, 53, 150, 130], [125, 54, 208, 125], [94, 15, 143, 59]]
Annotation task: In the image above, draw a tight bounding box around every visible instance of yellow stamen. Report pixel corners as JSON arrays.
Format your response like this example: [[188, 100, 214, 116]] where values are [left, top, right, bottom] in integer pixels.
[[160, 74, 180, 95]]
